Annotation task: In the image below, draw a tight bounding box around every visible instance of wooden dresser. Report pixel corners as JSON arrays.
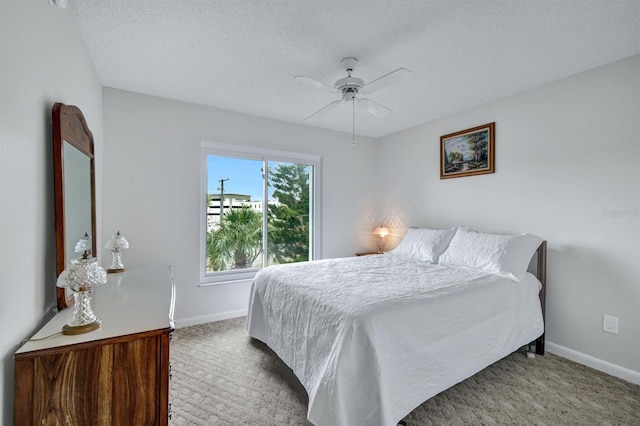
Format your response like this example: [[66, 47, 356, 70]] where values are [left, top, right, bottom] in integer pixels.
[[14, 265, 176, 425]]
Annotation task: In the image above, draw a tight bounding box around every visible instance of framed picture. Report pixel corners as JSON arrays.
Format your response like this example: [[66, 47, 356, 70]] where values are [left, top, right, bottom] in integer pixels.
[[440, 122, 495, 179]]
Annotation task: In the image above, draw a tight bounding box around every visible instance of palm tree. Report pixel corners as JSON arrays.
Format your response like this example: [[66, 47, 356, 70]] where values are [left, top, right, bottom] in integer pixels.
[[207, 206, 262, 270], [206, 230, 227, 271]]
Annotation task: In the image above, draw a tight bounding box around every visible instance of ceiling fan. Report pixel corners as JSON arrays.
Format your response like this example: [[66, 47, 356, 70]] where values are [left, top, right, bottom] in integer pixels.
[[295, 57, 411, 136]]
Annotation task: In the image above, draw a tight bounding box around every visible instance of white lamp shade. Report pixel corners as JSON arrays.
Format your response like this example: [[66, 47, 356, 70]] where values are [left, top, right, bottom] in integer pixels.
[[74, 232, 92, 253], [57, 256, 107, 291], [105, 231, 129, 251]]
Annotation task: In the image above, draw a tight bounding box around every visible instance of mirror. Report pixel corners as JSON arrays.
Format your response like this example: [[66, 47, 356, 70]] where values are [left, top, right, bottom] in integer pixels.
[[53, 103, 97, 310]]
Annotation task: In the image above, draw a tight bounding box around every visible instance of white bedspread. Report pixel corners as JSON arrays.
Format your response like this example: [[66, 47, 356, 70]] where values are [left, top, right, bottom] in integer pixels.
[[246, 253, 543, 426]]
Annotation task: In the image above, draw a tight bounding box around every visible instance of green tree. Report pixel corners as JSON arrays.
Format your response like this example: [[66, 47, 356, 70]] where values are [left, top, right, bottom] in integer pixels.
[[268, 163, 310, 264], [467, 132, 488, 162], [448, 151, 463, 163], [467, 135, 478, 162], [207, 206, 262, 270]]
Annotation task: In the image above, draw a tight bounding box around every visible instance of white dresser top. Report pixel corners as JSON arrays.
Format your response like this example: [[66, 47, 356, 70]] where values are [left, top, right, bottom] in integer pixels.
[[17, 265, 176, 355]]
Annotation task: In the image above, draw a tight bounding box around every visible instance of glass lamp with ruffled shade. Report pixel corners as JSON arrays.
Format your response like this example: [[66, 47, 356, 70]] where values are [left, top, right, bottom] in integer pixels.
[[105, 230, 129, 273], [56, 251, 107, 335]]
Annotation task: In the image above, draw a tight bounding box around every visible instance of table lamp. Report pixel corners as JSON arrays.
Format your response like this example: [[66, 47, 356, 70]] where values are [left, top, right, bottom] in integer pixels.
[[105, 230, 129, 273], [374, 226, 390, 253], [56, 251, 107, 335]]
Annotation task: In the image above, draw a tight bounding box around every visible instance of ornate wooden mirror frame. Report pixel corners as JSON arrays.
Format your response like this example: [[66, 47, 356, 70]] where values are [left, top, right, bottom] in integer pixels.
[[52, 103, 97, 310]]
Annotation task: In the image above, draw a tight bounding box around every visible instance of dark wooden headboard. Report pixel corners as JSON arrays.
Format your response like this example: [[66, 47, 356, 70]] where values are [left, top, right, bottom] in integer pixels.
[[534, 241, 547, 355]]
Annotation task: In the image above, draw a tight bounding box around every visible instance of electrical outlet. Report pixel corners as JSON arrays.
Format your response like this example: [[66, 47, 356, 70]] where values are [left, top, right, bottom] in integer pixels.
[[603, 315, 619, 334]]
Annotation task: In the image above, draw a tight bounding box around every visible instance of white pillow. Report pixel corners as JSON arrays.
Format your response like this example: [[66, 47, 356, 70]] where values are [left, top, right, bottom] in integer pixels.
[[391, 227, 457, 263], [438, 228, 543, 282]]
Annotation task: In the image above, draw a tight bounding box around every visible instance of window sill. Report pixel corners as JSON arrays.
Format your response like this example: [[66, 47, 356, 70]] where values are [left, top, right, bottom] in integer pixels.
[[198, 278, 253, 287], [199, 269, 259, 287]]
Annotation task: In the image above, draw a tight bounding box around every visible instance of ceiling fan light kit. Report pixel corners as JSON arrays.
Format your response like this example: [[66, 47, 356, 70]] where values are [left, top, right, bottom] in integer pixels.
[[295, 57, 411, 142]]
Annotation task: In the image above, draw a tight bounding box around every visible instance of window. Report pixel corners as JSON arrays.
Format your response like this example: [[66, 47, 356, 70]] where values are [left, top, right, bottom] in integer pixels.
[[200, 141, 321, 285]]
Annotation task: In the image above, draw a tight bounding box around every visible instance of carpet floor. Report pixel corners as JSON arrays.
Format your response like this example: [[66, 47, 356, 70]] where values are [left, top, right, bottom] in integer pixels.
[[169, 317, 640, 425]]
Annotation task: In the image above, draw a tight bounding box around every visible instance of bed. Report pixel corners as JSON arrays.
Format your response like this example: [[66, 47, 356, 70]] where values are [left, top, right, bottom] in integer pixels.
[[247, 227, 546, 426]]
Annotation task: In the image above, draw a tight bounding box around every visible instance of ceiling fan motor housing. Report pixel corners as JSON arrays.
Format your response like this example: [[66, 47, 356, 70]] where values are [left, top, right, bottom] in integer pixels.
[[334, 76, 364, 91], [335, 57, 365, 101]]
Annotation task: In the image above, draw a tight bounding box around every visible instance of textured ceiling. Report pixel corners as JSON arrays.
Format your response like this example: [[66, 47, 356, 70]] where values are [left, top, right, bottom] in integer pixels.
[[70, 0, 640, 138]]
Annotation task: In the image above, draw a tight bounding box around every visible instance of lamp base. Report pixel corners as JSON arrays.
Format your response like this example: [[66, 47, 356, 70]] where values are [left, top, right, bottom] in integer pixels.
[[108, 250, 125, 274], [62, 320, 101, 335]]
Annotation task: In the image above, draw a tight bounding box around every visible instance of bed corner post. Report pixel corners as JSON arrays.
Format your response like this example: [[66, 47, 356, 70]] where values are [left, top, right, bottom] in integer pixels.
[[535, 240, 547, 355]]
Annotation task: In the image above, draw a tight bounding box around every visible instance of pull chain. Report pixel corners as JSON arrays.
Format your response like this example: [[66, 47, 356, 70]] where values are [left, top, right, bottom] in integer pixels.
[[352, 98, 356, 145]]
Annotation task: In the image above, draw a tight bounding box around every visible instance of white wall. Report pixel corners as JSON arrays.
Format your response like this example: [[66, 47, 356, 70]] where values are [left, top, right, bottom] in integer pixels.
[[376, 55, 640, 379], [0, 1, 103, 423], [102, 88, 378, 325]]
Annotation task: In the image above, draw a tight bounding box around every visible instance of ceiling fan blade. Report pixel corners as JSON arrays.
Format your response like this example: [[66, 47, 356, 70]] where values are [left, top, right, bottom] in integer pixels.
[[305, 99, 342, 121], [357, 98, 393, 118], [295, 75, 339, 93], [362, 68, 411, 93]]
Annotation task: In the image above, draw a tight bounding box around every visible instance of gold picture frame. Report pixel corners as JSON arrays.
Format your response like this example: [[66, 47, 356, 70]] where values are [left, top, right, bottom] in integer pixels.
[[440, 122, 495, 179]]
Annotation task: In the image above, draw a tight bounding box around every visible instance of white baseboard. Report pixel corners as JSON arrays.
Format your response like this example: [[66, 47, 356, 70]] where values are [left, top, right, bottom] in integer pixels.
[[175, 309, 247, 329], [546, 341, 640, 385]]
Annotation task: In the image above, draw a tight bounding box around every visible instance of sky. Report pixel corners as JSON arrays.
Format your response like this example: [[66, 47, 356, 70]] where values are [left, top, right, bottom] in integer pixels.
[[444, 137, 472, 160], [208, 155, 313, 201], [207, 156, 265, 200]]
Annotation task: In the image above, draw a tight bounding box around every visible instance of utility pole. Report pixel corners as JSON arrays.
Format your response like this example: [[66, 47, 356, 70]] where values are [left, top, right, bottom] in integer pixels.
[[218, 178, 229, 218]]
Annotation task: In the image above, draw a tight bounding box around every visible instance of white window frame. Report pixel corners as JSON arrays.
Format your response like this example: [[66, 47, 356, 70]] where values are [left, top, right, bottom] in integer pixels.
[[200, 141, 322, 286]]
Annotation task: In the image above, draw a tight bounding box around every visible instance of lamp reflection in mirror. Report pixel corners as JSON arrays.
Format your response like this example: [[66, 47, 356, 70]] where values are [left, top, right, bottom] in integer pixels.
[[105, 230, 129, 273], [74, 232, 92, 254], [374, 226, 389, 253], [56, 251, 107, 335]]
